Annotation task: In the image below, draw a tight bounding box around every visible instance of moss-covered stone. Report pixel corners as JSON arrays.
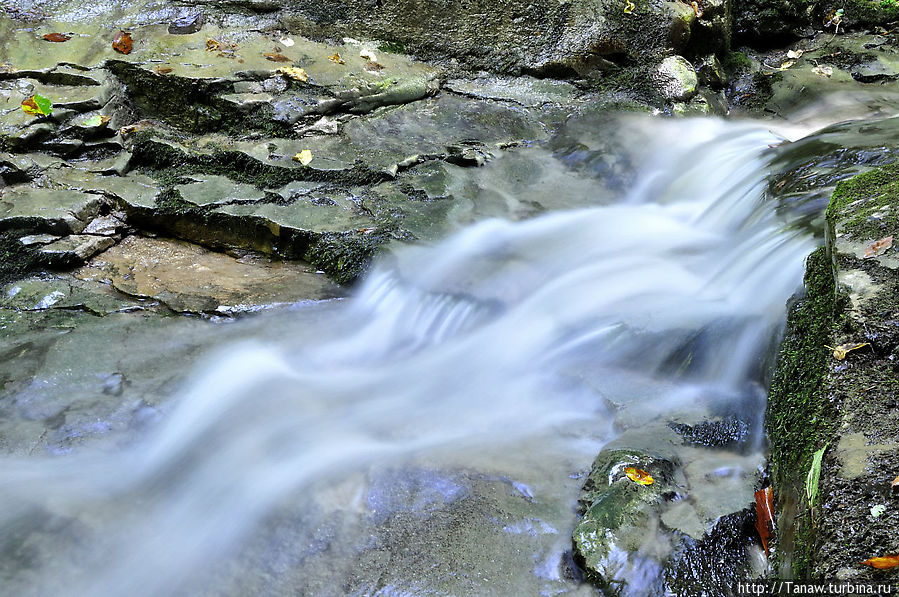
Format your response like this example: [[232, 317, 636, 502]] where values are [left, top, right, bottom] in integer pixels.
[[766, 247, 837, 578], [826, 162, 899, 240]]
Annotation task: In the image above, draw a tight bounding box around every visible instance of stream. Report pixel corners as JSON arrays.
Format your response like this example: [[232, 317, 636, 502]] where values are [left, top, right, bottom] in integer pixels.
[[1, 108, 893, 596]]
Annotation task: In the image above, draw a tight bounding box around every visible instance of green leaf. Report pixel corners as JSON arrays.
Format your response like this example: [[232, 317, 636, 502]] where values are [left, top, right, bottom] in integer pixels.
[[21, 94, 53, 117], [805, 445, 826, 506]]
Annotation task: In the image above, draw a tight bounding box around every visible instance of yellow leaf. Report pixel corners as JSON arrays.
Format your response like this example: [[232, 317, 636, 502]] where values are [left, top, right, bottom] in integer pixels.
[[293, 149, 313, 165], [21, 94, 53, 117], [861, 555, 899, 570], [328, 53, 345, 65], [278, 66, 308, 82], [812, 65, 833, 77], [780, 60, 796, 70], [625, 467, 654, 485], [623, 0, 635, 13], [830, 342, 869, 360]]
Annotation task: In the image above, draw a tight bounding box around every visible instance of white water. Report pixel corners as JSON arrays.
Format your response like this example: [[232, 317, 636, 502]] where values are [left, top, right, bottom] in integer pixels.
[[0, 116, 816, 596]]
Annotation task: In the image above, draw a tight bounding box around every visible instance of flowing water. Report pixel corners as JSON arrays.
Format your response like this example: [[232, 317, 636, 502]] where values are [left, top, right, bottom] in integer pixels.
[[0, 113, 857, 596]]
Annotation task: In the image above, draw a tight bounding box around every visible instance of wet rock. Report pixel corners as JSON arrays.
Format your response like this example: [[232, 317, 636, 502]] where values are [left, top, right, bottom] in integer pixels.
[[653, 56, 698, 102], [572, 447, 678, 593], [0, 186, 103, 234], [168, 12, 205, 35], [669, 418, 749, 448], [1, 274, 142, 314], [75, 235, 342, 314], [696, 55, 726, 89], [443, 76, 580, 107], [82, 214, 126, 236], [38, 234, 115, 266]]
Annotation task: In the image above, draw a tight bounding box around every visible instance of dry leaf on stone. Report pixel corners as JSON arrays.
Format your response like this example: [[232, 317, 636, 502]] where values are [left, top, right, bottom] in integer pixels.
[[754, 486, 774, 556], [863, 235, 893, 258], [112, 30, 133, 54], [154, 65, 173, 75], [892, 475, 899, 494], [787, 49, 804, 59], [279, 37, 295, 47], [278, 67, 308, 82], [264, 52, 291, 62], [21, 94, 53, 117], [830, 342, 870, 360], [292, 149, 313, 165], [624, 467, 654, 485], [812, 65, 834, 77], [624, 0, 635, 13], [329, 53, 345, 65], [364, 61, 384, 74], [206, 38, 221, 52], [780, 60, 796, 70], [861, 555, 899, 570], [83, 114, 110, 127], [360, 49, 378, 62], [43, 32, 70, 42]]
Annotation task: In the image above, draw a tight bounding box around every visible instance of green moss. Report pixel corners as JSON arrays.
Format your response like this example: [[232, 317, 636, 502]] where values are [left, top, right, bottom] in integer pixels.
[[826, 162, 899, 240], [722, 51, 753, 74], [304, 231, 388, 285], [378, 40, 409, 55], [767, 247, 837, 578]]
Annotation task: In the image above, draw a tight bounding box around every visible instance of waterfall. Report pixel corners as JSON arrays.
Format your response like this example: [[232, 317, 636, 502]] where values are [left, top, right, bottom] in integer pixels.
[[0, 115, 817, 596]]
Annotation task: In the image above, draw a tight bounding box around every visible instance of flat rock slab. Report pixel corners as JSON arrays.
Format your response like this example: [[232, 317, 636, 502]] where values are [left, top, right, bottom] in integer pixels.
[[0, 185, 103, 233], [75, 235, 342, 313]]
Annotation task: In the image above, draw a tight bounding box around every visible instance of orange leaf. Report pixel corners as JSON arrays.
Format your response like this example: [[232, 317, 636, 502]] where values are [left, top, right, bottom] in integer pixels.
[[624, 467, 654, 485], [264, 52, 291, 62], [861, 555, 899, 570], [754, 486, 774, 556], [43, 32, 70, 42], [328, 53, 345, 64], [112, 30, 132, 54], [864, 235, 893, 258]]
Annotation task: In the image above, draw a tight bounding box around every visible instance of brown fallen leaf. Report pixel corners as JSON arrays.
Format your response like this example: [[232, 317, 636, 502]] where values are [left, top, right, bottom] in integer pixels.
[[863, 235, 893, 259], [43, 32, 71, 42], [328, 53, 345, 65], [624, 467, 654, 486], [112, 30, 133, 55], [754, 486, 774, 556], [364, 60, 384, 74], [154, 65, 173, 75], [830, 342, 870, 360], [206, 38, 221, 52], [861, 555, 899, 570], [891, 475, 899, 495], [264, 52, 291, 62]]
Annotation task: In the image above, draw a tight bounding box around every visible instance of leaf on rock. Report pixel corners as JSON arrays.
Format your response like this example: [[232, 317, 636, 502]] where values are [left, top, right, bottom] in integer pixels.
[[787, 49, 804, 59], [892, 474, 899, 493], [43, 32, 71, 42], [264, 52, 291, 62], [831, 342, 870, 360], [279, 37, 295, 47], [624, 467, 654, 485], [812, 65, 834, 77], [292, 149, 313, 165], [206, 38, 221, 52], [364, 61, 384, 74], [780, 60, 796, 70], [754, 486, 774, 556], [690, 1, 703, 17], [861, 555, 899, 570], [360, 49, 378, 62], [329, 52, 346, 65], [624, 0, 635, 13], [154, 65, 173, 75], [83, 114, 110, 127], [112, 30, 133, 54], [21, 94, 53, 117], [863, 235, 893, 258], [278, 66, 308, 82]]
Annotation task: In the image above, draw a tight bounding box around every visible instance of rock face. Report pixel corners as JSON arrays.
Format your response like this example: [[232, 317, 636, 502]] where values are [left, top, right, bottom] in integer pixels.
[[280, 0, 731, 76], [768, 162, 899, 579], [653, 56, 699, 101]]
